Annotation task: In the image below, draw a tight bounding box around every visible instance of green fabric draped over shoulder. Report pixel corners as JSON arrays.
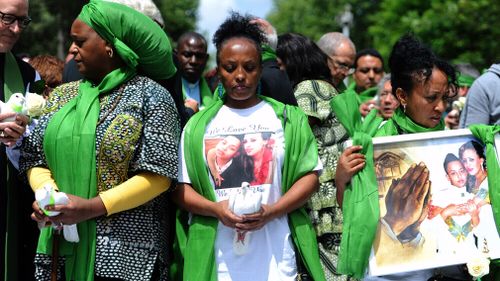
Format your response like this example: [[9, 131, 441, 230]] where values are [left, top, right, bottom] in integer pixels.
[[175, 96, 325, 281], [346, 82, 378, 104], [330, 90, 383, 278], [469, 125, 500, 233], [377, 108, 445, 136], [3, 52, 25, 102], [78, 0, 176, 80], [40, 1, 177, 280]]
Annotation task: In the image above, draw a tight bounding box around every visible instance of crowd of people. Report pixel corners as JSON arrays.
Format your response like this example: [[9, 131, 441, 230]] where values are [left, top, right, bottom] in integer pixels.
[[0, 0, 498, 280]]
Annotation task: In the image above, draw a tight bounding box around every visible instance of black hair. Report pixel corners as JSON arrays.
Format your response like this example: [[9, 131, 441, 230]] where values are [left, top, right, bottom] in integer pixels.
[[354, 48, 384, 69], [212, 12, 265, 65], [389, 34, 458, 100], [276, 33, 332, 88], [458, 140, 485, 161], [443, 153, 461, 173]]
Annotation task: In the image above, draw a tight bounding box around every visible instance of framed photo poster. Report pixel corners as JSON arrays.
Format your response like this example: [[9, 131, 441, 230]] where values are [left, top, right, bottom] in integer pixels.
[[363, 128, 500, 276]]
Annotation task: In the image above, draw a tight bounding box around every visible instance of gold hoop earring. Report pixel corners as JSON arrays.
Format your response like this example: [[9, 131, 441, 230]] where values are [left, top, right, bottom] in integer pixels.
[[108, 49, 114, 58]]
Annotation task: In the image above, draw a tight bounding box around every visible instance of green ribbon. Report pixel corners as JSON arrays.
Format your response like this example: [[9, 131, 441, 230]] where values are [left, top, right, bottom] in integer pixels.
[[3, 52, 25, 102], [173, 96, 325, 281], [331, 89, 383, 278]]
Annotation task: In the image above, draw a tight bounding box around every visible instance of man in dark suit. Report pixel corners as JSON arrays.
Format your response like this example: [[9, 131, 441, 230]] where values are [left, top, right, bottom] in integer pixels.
[[0, 0, 38, 279]]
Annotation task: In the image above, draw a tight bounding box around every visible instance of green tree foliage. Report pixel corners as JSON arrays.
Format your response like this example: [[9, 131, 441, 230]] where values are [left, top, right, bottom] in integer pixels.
[[268, 0, 498, 70], [370, 0, 500, 69], [13, 0, 199, 59], [13, 0, 85, 59], [154, 0, 198, 43], [267, 0, 379, 46]]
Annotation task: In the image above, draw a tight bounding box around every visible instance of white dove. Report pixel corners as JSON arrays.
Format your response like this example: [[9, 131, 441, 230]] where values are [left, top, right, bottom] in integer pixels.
[[35, 185, 80, 243], [0, 93, 27, 122], [228, 182, 262, 255]]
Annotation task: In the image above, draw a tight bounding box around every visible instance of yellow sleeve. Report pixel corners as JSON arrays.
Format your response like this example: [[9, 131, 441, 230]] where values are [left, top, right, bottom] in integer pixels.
[[99, 172, 171, 216], [27, 166, 58, 192]]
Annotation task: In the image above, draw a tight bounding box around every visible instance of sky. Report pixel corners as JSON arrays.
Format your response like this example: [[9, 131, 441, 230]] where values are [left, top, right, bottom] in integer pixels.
[[196, 0, 274, 56]]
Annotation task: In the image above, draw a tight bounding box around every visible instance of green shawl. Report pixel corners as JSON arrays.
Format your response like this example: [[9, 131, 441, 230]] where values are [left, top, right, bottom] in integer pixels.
[[40, 1, 175, 280], [331, 90, 383, 278], [175, 96, 325, 281], [3, 52, 25, 102]]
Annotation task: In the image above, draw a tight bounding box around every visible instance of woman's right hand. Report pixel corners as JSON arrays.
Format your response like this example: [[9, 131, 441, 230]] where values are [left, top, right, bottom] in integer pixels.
[[335, 145, 366, 207], [213, 200, 244, 228], [336, 145, 366, 188]]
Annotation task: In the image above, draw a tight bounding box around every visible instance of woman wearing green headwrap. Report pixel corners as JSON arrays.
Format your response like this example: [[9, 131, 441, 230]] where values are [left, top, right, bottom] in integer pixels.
[[20, 1, 179, 280]]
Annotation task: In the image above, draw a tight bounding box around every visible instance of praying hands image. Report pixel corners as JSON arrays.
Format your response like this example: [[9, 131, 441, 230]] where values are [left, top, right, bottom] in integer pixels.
[[382, 162, 431, 244]]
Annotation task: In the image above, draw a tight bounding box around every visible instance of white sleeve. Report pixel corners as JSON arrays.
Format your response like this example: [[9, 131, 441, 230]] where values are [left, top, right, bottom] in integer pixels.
[[177, 131, 191, 184]]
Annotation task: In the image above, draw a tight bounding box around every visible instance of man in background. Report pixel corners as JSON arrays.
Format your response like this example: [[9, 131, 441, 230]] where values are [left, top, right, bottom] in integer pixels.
[[0, 0, 38, 279], [317, 32, 356, 92]]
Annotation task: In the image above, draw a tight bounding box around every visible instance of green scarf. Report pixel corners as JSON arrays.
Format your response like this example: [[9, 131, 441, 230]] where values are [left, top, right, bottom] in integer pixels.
[[330, 90, 383, 278], [377, 107, 445, 136], [469, 125, 500, 233], [181, 78, 215, 109], [40, 1, 177, 280], [175, 96, 325, 281], [3, 52, 25, 102]]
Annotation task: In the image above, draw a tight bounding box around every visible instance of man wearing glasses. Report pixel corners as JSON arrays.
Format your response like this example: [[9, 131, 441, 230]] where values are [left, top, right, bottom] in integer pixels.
[[0, 0, 38, 280], [317, 32, 356, 92]]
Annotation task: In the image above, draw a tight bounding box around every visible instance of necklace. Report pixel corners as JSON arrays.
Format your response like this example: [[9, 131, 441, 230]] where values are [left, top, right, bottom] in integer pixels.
[[97, 84, 125, 126]]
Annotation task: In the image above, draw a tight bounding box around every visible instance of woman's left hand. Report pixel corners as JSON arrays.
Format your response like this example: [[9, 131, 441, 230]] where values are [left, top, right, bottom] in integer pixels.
[[236, 204, 276, 231], [46, 194, 107, 225]]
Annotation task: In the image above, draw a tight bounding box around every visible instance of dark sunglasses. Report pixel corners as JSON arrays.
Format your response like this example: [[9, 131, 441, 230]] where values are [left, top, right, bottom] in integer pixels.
[[0, 11, 31, 29]]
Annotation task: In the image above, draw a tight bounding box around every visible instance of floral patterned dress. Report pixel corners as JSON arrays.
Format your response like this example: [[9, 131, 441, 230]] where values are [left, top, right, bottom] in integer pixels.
[[20, 76, 180, 281], [294, 79, 356, 281]]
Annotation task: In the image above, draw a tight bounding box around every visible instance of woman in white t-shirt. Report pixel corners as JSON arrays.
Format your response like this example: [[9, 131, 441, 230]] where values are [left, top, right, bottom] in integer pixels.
[[171, 12, 326, 281]]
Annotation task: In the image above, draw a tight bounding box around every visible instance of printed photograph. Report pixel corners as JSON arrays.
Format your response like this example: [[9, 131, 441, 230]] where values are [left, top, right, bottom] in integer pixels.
[[204, 132, 276, 189], [368, 132, 500, 276]]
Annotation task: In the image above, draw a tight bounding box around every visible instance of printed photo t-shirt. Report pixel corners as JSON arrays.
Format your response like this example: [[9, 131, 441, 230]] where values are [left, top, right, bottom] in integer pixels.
[[178, 101, 298, 281]]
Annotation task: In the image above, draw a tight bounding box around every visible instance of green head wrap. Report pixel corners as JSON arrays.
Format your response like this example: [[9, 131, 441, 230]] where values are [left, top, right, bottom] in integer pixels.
[[457, 74, 475, 88], [78, 0, 176, 80]]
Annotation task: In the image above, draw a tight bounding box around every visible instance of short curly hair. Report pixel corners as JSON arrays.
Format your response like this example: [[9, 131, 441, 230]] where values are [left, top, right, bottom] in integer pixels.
[[212, 12, 265, 65], [389, 34, 457, 99]]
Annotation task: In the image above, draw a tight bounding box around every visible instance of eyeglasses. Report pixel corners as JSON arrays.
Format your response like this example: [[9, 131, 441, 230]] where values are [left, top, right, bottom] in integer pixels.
[[329, 57, 354, 74], [0, 11, 31, 29]]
